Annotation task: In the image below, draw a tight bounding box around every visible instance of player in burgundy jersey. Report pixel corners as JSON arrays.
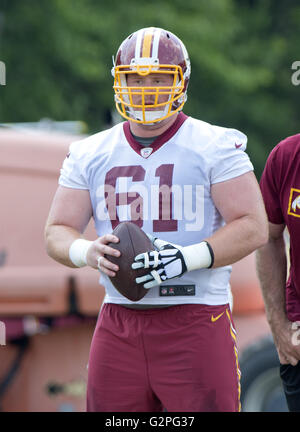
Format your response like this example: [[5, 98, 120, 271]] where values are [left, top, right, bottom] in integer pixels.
[[257, 134, 300, 411], [45, 27, 268, 412]]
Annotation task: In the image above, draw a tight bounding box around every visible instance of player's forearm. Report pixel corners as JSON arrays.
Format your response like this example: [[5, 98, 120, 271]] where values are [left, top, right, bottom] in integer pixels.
[[44, 223, 85, 268], [205, 214, 268, 268], [256, 234, 287, 329], [135, 215, 267, 289]]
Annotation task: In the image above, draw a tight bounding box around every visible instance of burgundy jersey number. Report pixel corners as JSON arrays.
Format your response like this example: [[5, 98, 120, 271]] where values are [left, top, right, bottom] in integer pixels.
[[104, 164, 178, 232]]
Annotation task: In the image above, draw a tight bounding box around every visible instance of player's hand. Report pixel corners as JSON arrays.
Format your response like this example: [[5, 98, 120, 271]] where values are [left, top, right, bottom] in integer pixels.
[[146, 233, 181, 250], [131, 237, 187, 289], [272, 318, 300, 366], [86, 234, 120, 277]]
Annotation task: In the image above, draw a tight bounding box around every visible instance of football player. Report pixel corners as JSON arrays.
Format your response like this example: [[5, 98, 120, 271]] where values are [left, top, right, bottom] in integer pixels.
[[45, 27, 268, 412], [257, 134, 300, 411]]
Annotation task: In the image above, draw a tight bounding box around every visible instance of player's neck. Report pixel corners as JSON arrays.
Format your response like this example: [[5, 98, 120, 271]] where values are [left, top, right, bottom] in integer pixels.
[[129, 113, 178, 138]]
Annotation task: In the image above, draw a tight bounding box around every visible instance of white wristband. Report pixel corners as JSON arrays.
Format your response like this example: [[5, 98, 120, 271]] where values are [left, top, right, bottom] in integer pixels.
[[69, 239, 93, 267], [181, 241, 214, 272]]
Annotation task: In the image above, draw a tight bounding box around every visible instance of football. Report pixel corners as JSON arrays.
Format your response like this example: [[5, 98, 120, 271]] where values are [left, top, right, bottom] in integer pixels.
[[105, 222, 155, 301]]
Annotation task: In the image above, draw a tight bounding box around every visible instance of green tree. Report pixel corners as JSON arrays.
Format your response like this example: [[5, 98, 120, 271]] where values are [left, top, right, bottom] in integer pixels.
[[0, 0, 299, 175]]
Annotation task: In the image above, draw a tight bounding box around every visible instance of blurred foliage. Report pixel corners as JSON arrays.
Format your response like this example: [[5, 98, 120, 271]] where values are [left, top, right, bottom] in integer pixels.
[[0, 0, 299, 176]]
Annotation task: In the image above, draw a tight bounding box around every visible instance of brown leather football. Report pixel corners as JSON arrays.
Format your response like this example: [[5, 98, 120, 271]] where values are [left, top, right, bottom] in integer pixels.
[[105, 222, 155, 301]]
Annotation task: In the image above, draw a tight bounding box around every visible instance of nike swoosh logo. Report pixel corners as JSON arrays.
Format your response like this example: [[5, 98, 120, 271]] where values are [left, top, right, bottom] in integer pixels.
[[211, 312, 224, 322], [235, 143, 243, 149]]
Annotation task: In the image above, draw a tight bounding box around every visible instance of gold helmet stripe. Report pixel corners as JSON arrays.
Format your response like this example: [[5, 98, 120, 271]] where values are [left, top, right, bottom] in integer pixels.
[[142, 28, 155, 57]]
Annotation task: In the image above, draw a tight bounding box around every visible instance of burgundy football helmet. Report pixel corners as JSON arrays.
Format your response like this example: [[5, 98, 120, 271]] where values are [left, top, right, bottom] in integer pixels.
[[111, 27, 191, 124]]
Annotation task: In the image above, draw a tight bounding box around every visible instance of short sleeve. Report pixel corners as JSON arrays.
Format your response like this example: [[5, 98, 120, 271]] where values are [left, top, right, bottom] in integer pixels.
[[210, 128, 254, 184], [259, 147, 284, 224], [58, 140, 89, 190]]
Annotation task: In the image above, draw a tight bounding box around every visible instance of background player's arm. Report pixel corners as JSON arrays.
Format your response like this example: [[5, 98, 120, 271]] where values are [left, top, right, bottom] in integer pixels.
[[208, 171, 268, 267], [256, 222, 300, 365], [45, 186, 120, 276], [256, 222, 287, 326]]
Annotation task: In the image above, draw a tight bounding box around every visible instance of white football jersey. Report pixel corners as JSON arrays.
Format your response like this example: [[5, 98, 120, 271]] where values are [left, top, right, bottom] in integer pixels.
[[59, 113, 253, 306]]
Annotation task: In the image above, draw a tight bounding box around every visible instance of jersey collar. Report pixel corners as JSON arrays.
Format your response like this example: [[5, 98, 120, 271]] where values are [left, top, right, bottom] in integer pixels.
[[123, 112, 188, 158]]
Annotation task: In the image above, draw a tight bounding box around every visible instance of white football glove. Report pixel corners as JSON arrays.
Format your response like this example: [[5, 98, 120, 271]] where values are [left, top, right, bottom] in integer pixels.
[[131, 234, 214, 289], [131, 235, 187, 289]]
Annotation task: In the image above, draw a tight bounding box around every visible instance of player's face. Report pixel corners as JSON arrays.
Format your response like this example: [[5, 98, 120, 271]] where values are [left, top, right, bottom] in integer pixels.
[[126, 73, 174, 110]]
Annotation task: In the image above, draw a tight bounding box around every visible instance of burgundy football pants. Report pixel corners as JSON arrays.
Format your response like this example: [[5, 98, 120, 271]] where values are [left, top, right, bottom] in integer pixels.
[[86, 303, 241, 412]]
